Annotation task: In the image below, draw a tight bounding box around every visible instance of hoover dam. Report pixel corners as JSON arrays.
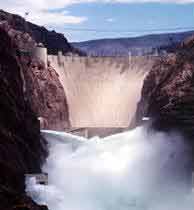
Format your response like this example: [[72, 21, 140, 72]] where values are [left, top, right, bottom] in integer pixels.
[[48, 53, 157, 128], [1, 8, 194, 210]]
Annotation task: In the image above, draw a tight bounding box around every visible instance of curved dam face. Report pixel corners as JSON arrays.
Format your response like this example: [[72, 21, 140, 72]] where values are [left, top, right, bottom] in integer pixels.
[[48, 55, 156, 128]]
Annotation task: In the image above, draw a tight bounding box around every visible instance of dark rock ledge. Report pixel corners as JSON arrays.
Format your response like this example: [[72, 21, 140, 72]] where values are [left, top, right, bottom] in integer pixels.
[[132, 35, 194, 165]]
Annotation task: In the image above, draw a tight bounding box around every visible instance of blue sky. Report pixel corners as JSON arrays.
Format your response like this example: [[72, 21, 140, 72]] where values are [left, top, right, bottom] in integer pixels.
[[63, 2, 194, 41], [1, 0, 194, 41]]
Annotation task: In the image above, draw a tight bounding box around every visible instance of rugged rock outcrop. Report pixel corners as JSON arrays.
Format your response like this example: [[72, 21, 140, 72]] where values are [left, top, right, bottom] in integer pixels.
[[23, 59, 70, 130], [133, 36, 194, 145], [0, 9, 85, 56], [0, 27, 47, 210], [0, 21, 70, 130]]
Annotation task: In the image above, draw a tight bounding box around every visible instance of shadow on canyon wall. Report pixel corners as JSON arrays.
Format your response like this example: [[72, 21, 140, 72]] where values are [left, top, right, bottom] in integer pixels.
[[0, 21, 70, 130], [132, 34, 194, 157], [1, 8, 194, 210], [0, 26, 48, 210]]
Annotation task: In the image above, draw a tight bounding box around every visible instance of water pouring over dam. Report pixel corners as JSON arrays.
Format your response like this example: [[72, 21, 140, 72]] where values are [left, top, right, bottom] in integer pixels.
[[26, 127, 194, 210]]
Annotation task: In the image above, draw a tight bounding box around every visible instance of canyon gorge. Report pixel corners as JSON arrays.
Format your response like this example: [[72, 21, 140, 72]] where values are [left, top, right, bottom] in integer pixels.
[[0, 8, 194, 210]]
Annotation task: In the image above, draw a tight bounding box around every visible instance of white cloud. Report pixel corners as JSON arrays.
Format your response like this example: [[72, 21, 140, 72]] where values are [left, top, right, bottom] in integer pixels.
[[1, 0, 194, 28], [28, 11, 87, 26], [106, 18, 115, 22], [0, 0, 88, 26], [108, 0, 194, 3]]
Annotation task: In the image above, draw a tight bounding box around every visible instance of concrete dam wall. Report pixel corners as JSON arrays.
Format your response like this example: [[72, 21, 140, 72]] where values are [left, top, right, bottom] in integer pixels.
[[48, 54, 157, 128]]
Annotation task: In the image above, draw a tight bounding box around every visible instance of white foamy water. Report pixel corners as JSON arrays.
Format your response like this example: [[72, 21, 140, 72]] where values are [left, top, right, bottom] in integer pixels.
[[26, 127, 194, 210]]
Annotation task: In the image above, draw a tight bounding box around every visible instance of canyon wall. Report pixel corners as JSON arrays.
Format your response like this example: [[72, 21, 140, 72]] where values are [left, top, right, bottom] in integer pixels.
[[0, 14, 71, 210], [0, 21, 70, 130], [132, 36, 194, 148], [49, 55, 157, 127], [0, 10, 85, 56], [0, 27, 47, 210]]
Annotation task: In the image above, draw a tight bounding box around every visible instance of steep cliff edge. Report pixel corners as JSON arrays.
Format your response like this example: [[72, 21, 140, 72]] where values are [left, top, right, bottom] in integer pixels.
[[24, 59, 70, 130], [0, 27, 47, 210], [133, 36, 194, 145], [0, 10, 85, 56], [0, 21, 70, 130]]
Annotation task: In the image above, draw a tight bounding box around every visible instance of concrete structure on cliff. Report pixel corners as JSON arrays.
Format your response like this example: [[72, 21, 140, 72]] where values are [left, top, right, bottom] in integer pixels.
[[31, 43, 48, 67], [47, 52, 157, 128], [31, 44, 158, 128]]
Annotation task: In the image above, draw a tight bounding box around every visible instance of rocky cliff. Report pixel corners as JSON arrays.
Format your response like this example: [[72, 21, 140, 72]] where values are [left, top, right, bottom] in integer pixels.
[[0, 9, 85, 56], [0, 27, 47, 210], [133, 36, 194, 146], [24, 60, 70, 130], [0, 21, 70, 130]]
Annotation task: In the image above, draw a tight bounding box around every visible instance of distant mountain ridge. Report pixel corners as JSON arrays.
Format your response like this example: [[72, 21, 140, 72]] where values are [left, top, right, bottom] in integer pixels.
[[72, 31, 194, 56]]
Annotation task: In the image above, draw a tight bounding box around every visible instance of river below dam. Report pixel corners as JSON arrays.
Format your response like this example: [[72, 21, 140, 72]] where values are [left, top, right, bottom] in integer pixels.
[[26, 127, 194, 210]]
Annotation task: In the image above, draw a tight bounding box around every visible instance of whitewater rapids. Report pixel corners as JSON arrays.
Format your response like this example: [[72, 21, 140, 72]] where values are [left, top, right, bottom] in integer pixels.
[[26, 127, 194, 210]]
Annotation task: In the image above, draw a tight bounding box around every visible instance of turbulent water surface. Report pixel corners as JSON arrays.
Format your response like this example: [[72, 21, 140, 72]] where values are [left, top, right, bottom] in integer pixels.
[[26, 127, 194, 210]]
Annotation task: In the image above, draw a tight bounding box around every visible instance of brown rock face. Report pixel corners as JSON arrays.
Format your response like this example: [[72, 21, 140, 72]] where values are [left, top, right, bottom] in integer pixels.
[[0, 27, 47, 210], [23, 59, 70, 130], [0, 9, 85, 56], [0, 21, 70, 130], [133, 37, 194, 145]]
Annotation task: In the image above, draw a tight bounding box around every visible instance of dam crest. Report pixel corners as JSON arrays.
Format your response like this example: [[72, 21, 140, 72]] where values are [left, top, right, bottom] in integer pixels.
[[48, 52, 157, 128], [31, 44, 158, 128]]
